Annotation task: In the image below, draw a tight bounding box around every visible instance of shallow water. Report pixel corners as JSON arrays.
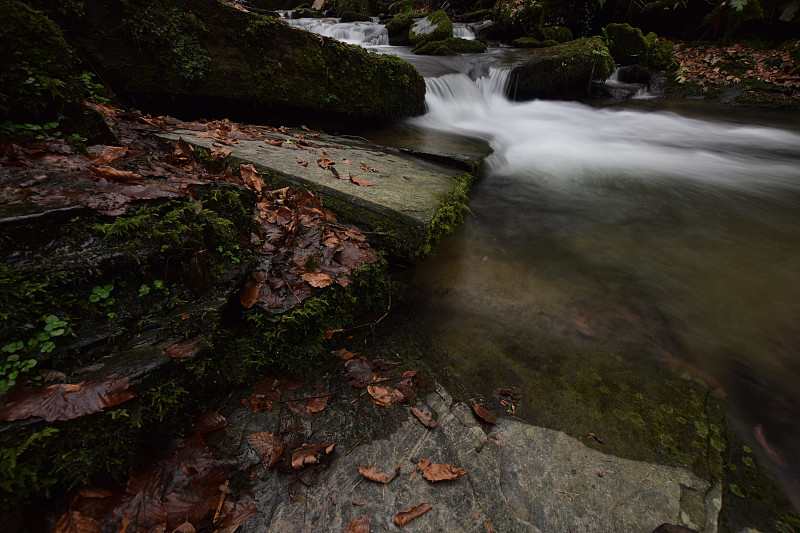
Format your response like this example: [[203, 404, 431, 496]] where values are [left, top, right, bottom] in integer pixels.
[[288, 16, 800, 511]]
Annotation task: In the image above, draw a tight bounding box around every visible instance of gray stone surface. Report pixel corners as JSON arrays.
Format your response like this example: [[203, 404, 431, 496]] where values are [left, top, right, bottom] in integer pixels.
[[159, 129, 467, 230], [231, 385, 719, 533]]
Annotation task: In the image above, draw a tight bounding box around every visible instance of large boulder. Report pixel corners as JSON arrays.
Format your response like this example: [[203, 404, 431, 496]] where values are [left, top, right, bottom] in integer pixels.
[[0, 0, 114, 144], [507, 37, 614, 100], [30, 0, 426, 125], [413, 37, 488, 55], [386, 12, 414, 45], [494, 0, 545, 42], [603, 22, 647, 66], [409, 10, 454, 47]]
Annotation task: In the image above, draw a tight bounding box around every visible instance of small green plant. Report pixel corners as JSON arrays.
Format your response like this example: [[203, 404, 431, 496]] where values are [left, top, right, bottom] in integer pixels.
[[1, 342, 36, 394], [80, 72, 109, 103], [89, 284, 116, 319], [217, 244, 241, 264], [1, 314, 71, 393], [138, 280, 170, 298], [675, 66, 690, 84], [0, 121, 60, 140]]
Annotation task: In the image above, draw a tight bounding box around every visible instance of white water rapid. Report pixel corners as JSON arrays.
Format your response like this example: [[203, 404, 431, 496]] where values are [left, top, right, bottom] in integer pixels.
[[284, 17, 389, 46]]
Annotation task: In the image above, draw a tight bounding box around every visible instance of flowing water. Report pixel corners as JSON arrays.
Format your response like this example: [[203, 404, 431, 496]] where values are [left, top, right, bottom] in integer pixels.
[[288, 16, 800, 512]]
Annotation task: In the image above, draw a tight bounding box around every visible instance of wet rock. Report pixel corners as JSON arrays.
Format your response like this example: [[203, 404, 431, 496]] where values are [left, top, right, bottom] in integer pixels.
[[408, 10, 453, 47], [604, 23, 648, 66], [234, 385, 719, 532], [33, 0, 426, 125], [507, 38, 614, 100]]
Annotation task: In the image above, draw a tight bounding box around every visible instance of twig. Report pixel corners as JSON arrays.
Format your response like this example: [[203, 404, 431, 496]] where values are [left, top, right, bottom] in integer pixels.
[[213, 479, 229, 522], [350, 477, 365, 492], [350, 391, 368, 404], [281, 272, 302, 305], [555, 489, 579, 497], [274, 392, 336, 404], [344, 434, 367, 457]]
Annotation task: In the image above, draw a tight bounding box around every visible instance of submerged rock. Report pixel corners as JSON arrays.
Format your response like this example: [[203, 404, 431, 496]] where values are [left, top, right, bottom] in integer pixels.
[[31, 0, 426, 125], [507, 37, 614, 100]]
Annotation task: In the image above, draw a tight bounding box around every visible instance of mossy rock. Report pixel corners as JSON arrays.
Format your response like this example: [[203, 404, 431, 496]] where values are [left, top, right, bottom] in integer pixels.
[[508, 37, 614, 99], [339, 10, 371, 22], [0, 0, 115, 144], [386, 12, 414, 45], [603, 22, 647, 66], [290, 7, 324, 17], [512, 37, 558, 48], [413, 36, 488, 55], [335, 0, 378, 16], [409, 10, 453, 46], [495, 0, 545, 42], [32, 0, 426, 124], [461, 8, 493, 23], [541, 25, 572, 43], [644, 32, 675, 70]]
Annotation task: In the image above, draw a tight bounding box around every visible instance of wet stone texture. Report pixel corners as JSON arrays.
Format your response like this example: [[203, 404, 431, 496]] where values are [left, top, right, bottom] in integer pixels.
[[228, 385, 719, 533]]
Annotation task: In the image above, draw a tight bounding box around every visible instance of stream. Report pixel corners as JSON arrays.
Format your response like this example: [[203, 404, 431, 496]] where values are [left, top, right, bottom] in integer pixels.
[[287, 15, 800, 513]]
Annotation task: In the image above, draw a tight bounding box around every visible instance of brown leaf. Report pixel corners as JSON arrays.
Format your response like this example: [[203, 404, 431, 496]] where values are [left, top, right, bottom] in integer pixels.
[[483, 519, 496, 533], [163, 464, 231, 531], [174, 137, 195, 161], [168, 434, 214, 475], [410, 407, 438, 428], [264, 138, 283, 147], [52, 510, 101, 533], [343, 514, 370, 533], [296, 157, 309, 167], [291, 442, 335, 469], [172, 522, 195, 533], [215, 498, 258, 527], [393, 503, 432, 528], [193, 411, 227, 434], [333, 348, 358, 360], [88, 146, 128, 166], [243, 378, 282, 411], [88, 165, 143, 182], [210, 147, 231, 161], [342, 158, 352, 164], [324, 329, 343, 340], [349, 176, 374, 187], [301, 272, 333, 288], [247, 431, 285, 469], [492, 388, 521, 405], [304, 393, 332, 413], [163, 341, 197, 359], [366, 385, 406, 408], [359, 162, 378, 173], [470, 398, 496, 425], [417, 458, 468, 482], [357, 464, 400, 484], [0, 374, 136, 422], [239, 282, 260, 309], [239, 163, 263, 193], [317, 157, 335, 170]]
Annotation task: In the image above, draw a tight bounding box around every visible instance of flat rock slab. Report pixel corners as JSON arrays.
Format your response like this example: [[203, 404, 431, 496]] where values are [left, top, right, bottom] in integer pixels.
[[230, 385, 719, 533], [159, 129, 470, 231]]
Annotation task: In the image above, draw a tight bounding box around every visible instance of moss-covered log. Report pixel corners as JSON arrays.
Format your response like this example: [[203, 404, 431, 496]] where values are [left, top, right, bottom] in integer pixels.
[[30, 0, 426, 126], [507, 37, 614, 100]]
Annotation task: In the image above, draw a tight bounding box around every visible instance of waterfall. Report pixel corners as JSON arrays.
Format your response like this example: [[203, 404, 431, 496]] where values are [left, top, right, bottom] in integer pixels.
[[452, 23, 476, 40], [283, 17, 389, 46]]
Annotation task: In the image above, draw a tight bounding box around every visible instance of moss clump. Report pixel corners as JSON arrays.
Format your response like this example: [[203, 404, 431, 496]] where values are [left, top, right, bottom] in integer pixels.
[[603, 23, 647, 65], [386, 13, 414, 45], [409, 10, 453, 47], [339, 11, 371, 22], [513, 37, 559, 48], [122, 0, 211, 81], [644, 32, 675, 69], [541, 25, 572, 43], [495, 0, 545, 42], [413, 37, 488, 55], [508, 37, 614, 100]]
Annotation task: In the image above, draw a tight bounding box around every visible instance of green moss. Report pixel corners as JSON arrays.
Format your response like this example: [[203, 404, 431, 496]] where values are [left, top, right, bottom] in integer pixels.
[[462, 9, 493, 23], [603, 23, 647, 65], [496, 0, 545, 42], [413, 37, 487, 55], [542, 25, 572, 43], [122, 0, 211, 81], [644, 32, 675, 69], [513, 37, 558, 48], [408, 10, 453, 47], [339, 11, 371, 22], [386, 13, 414, 45]]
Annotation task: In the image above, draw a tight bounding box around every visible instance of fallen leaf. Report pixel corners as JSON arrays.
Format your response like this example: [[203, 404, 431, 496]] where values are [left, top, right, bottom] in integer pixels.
[[417, 458, 468, 482], [342, 158, 351, 164], [193, 411, 227, 434], [296, 158, 309, 167], [394, 503, 432, 527], [344, 514, 370, 533], [0, 374, 136, 422], [215, 497, 258, 527], [291, 442, 335, 469], [359, 162, 378, 173], [210, 147, 232, 161], [301, 272, 333, 288], [163, 341, 197, 359], [243, 378, 282, 411], [483, 519, 496, 533], [239, 164, 263, 193], [470, 398, 496, 425], [324, 329, 343, 339], [88, 146, 128, 165], [239, 282, 260, 309], [349, 175, 374, 187], [410, 407, 438, 428], [366, 385, 406, 408], [247, 431, 285, 469], [172, 522, 195, 533], [357, 464, 401, 484], [317, 157, 335, 169], [304, 393, 332, 413], [88, 165, 143, 182]]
